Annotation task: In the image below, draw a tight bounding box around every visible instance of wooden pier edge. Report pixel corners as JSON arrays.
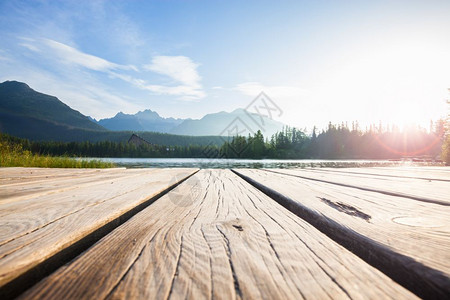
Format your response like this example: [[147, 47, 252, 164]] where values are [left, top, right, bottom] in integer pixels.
[[0, 170, 199, 300], [231, 169, 450, 299]]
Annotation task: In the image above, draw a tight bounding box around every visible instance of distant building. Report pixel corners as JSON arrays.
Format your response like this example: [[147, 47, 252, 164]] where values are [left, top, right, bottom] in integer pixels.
[[128, 134, 152, 147]]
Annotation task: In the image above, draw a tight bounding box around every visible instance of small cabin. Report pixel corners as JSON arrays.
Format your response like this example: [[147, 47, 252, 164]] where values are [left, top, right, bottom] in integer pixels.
[[128, 134, 152, 147]]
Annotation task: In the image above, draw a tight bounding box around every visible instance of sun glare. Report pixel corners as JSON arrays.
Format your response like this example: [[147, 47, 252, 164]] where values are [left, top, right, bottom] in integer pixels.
[[315, 37, 449, 130]]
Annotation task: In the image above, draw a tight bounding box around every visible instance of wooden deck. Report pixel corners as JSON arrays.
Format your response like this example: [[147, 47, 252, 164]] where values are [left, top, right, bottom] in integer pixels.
[[0, 167, 449, 299]]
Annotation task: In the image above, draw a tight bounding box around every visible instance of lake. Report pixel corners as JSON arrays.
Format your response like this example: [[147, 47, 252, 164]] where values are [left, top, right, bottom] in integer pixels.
[[87, 158, 442, 169]]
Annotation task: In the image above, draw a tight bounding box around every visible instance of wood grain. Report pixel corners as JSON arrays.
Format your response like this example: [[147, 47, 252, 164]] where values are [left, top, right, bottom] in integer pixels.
[[0, 168, 197, 296], [265, 168, 450, 205], [0, 168, 150, 205], [315, 167, 450, 182], [0, 167, 124, 185], [233, 168, 450, 298], [21, 170, 415, 299]]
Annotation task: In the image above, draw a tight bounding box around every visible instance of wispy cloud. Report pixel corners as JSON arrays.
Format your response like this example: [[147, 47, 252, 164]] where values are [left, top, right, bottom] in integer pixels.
[[43, 39, 137, 72], [19, 43, 40, 52], [145, 56, 201, 87], [18, 38, 137, 72], [18, 38, 205, 100], [143, 56, 206, 100]]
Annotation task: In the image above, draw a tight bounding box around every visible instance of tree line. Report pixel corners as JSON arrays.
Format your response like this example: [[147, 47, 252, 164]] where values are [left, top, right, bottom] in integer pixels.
[[2, 120, 445, 161], [0, 134, 213, 158], [219, 122, 444, 160]]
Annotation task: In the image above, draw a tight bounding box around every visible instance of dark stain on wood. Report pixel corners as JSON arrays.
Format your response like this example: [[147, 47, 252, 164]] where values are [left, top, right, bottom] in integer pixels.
[[232, 224, 244, 231], [318, 197, 371, 221]]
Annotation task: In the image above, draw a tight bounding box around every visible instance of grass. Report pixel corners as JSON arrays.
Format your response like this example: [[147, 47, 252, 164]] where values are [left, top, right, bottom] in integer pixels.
[[0, 137, 115, 168]]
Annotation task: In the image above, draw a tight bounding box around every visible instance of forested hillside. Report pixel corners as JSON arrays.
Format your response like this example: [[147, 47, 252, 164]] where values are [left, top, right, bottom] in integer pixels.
[[3, 121, 443, 160]]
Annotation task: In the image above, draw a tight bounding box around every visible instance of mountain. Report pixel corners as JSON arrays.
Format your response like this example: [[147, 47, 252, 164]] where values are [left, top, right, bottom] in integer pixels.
[[170, 108, 285, 138], [0, 80, 105, 132], [97, 109, 185, 132], [95, 107, 286, 139], [0, 80, 224, 145]]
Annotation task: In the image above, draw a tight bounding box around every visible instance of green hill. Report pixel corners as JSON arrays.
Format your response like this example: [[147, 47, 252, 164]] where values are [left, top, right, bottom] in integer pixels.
[[0, 80, 106, 131]]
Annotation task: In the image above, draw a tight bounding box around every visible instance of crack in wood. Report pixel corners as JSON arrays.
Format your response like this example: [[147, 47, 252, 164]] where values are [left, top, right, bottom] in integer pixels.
[[293, 228, 354, 299], [167, 235, 184, 299], [216, 225, 243, 299], [200, 226, 214, 300], [104, 228, 161, 300]]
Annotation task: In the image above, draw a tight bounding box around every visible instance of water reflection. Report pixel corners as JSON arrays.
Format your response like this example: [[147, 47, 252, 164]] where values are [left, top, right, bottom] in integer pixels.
[[89, 158, 442, 169]]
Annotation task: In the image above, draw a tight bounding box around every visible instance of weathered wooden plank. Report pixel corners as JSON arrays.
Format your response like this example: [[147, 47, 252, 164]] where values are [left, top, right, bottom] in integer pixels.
[[266, 168, 450, 205], [0, 168, 153, 205], [0, 167, 124, 185], [21, 170, 415, 299], [307, 167, 450, 182], [0, 168, 197, 297], [233, 168, 450, 298], [0, 168, 185, 241], [389, 166, 450, 172]]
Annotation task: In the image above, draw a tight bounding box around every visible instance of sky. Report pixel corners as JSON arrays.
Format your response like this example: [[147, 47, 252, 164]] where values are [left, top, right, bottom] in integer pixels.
[[1, 0, 449, 132]]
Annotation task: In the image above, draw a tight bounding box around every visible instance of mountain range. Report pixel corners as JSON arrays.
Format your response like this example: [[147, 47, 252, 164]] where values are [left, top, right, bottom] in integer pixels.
[[0, 80, 286, 143], [96, 108, 284, 138], [97, 110, 186, 133], [169, 108, 284, 137]]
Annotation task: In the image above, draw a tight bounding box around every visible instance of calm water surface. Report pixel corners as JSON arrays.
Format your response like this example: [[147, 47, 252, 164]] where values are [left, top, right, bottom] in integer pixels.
[[88, 158, 441, 169]]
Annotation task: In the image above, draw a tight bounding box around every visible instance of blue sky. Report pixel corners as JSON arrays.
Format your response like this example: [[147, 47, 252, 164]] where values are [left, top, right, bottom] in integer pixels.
[[1, 0, 449, 131]]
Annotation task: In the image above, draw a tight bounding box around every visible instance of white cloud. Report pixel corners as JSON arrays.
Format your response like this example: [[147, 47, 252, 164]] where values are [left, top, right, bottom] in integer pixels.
[[18, 37, 138, 73], [43, 39, 136, 72], [108, 67, 206, 100], [34, 41, 206, 100], [145, 56, 201, 86], [142, 55, 206, 100], [15, 37, 206, 103]]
